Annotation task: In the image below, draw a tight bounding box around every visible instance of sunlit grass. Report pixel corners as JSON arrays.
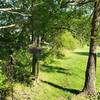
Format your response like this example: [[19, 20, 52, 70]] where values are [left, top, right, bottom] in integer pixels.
[[10, 47, 100, 100]]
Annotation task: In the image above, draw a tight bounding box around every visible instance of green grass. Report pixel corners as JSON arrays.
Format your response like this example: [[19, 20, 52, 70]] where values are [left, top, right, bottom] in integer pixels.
[[7, 47, 100, 100]]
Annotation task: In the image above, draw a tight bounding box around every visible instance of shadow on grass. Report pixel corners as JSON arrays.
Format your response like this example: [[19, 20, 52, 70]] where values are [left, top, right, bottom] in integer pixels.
[[75, 52, 100, 57], [41, 80, 80, 95], [75, 52, 89, 56], [41, 65, 72, 75]]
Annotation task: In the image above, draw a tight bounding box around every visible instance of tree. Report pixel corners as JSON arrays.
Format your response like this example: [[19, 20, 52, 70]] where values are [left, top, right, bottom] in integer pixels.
[[60, 0, 100, 95], [82, 0, 100, 95]]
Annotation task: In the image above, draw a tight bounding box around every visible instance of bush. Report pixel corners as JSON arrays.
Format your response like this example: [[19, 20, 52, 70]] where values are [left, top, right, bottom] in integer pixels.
[[54, 31, 80, 50], [13, 49, 32, 83], [41, 31, 80, 64], [13, 49, 31, 65]]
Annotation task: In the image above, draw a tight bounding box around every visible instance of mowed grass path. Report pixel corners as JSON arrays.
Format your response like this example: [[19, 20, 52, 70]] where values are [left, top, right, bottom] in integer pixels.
[[12, 47, 100, 100]]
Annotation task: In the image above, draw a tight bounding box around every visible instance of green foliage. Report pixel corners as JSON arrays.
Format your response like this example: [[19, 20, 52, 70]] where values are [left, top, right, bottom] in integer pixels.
[[13, 49, 31, 65], [0, 67, 7, 100], [54, 31, 80, 50], [13, 49, 32, 83], [40, 46, 55, 65], [41, 31, 80, 64], [0, 73, 6, 89]]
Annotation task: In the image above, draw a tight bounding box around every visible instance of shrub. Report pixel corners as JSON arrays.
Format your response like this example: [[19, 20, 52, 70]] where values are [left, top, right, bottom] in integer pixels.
[[54, 31, 80, 50]]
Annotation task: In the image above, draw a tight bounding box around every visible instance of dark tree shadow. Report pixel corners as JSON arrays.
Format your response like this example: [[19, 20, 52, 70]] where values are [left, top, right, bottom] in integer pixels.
[[75, 52, 89, 56], [41, 80, 80, 95], [41, 65, 72, 75], [74, 52, 100, 57]]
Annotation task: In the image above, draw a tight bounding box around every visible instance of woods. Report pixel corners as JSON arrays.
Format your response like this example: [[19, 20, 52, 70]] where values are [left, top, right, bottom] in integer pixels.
[[0, 0, 100, 100]]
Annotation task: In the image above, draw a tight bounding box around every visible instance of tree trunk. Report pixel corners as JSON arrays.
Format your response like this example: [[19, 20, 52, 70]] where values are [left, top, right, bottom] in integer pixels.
[[82, 1, 100, 95], [32, 53, 38, 77], [32, 36, 41, 80]]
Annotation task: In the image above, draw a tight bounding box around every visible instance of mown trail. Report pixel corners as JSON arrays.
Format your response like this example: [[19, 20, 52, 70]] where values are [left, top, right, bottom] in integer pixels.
[[6, 47, 100, 100]]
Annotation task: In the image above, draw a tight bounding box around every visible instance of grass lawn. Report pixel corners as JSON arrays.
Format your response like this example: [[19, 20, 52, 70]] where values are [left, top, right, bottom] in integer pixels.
[[7, 47, 100, 100]]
